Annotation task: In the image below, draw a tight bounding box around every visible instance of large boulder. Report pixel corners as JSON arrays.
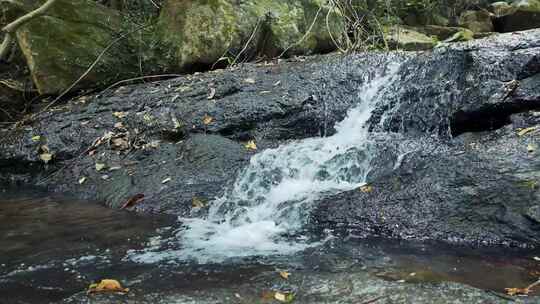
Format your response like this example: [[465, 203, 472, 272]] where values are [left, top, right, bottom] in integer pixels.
[[459, 10, 494, 33], [384, 26, 437, 51], [11, 0, 140, 95], [497, 0, 540, 32], [157, 0, 344, 69]]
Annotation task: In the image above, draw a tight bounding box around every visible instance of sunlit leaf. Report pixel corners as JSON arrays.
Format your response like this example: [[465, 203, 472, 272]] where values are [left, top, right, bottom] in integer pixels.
[[274, 291, 295, 303], [517, 126, 538, 137], [95, 163, 106, 172], [87, 279, 129, 294], [31, 135, 41, 142], [244, 140, 257, 151], [78, 177, 87, 185], [112, 111, 128, 119], [162, 177, 172, 184], [39, 153, 52, 163], [279, 271, 291, 279], [203, 114, 213, 125], [359, 185, 373, 193]]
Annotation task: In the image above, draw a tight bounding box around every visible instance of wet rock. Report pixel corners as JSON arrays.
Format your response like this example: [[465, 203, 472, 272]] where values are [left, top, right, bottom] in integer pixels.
[[414, 25, 474, 42], [1, 29, 540, 247], [60, 270, 523, 304]]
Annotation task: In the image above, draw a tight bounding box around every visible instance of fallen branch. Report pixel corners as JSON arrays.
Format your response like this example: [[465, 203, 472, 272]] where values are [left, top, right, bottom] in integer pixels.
[[0, 0, 58, 60]]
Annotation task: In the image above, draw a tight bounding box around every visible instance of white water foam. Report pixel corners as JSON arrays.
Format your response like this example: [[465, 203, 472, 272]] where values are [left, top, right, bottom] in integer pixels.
[[128, 63, 401, 264]]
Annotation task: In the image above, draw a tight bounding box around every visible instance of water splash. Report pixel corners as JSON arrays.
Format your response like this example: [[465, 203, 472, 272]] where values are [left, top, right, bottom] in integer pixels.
[[128, 62, 401, 264]]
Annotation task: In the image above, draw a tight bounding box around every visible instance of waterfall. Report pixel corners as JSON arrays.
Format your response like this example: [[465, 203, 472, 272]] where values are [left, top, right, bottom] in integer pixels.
[[128, 62, 401, 264]]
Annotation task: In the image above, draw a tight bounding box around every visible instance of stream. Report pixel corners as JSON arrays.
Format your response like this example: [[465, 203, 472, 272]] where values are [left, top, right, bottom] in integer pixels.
[[1, 190, 539, 303]]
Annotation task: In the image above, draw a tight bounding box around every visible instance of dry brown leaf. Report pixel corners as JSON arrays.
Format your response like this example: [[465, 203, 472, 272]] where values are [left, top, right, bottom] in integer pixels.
[[192, 197, 207, 208], [505, 287, 531, 296], [112, 137, 129, 150], [87, 279, 129, 294], [279, 271, 290, 279], [121, 193, 145, 209]]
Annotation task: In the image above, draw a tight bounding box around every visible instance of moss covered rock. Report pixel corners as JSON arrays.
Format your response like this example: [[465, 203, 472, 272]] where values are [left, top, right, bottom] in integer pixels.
[[384, 26, 437, 51], [414, 25, 473, 42], [498, 0, 540, 32], [13, 0, 139, 95], [158, 0, 344, 69], [458, 10, 494, 33]]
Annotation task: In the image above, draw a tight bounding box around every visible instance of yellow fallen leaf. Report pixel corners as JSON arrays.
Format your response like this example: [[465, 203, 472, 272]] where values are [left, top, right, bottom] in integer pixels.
[[274, 291, 294, 303], [192, 197, 206, 208], [505, 287, 530, 296], [203, 114, 213, 125], [39, 153, 52, 164], [31, 135, 41, 142], [279, 271, 290, 279], [517, 126, 538, 137], [87, 279, 129, 294], [359, 185, 373, 193], [112, 111, 128, 119], [95, 163, 106, 172], [245, 140, 257, 151]]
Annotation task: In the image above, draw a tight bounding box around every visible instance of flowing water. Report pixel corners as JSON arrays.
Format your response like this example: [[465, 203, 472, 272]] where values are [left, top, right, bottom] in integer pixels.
[[2, 62, 540, 302], [1, 192, 539, 303], [127, 63, 403, 264]]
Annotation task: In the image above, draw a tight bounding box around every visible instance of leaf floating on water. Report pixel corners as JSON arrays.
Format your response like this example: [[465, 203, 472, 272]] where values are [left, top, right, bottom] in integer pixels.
[[78, 177, 87, 185], [274, 291, 295, 303], [207, 88, 216, 100], [31, 135, 41, 142], [162, 177, 172, 184], [359, 185, 373, 193], [505, 287, 531, 296], [203, 114, 213, 125], [192, 197, 207, 208], [517, 126, 538, 137], [112, 111, 128, 119], [87, 279, 129, 294], [39, 153, 53, 164], [121, 193, 145, 209], [244, 140, 257, 151], [95, 163, 106, 172], [279, 271, 291, 279]]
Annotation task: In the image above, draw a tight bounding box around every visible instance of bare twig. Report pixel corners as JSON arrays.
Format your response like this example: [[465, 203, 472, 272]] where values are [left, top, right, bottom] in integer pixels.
[[102, 74, 183, 93], [230, 17, 263, 66], [0, 0, 58, 60]]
